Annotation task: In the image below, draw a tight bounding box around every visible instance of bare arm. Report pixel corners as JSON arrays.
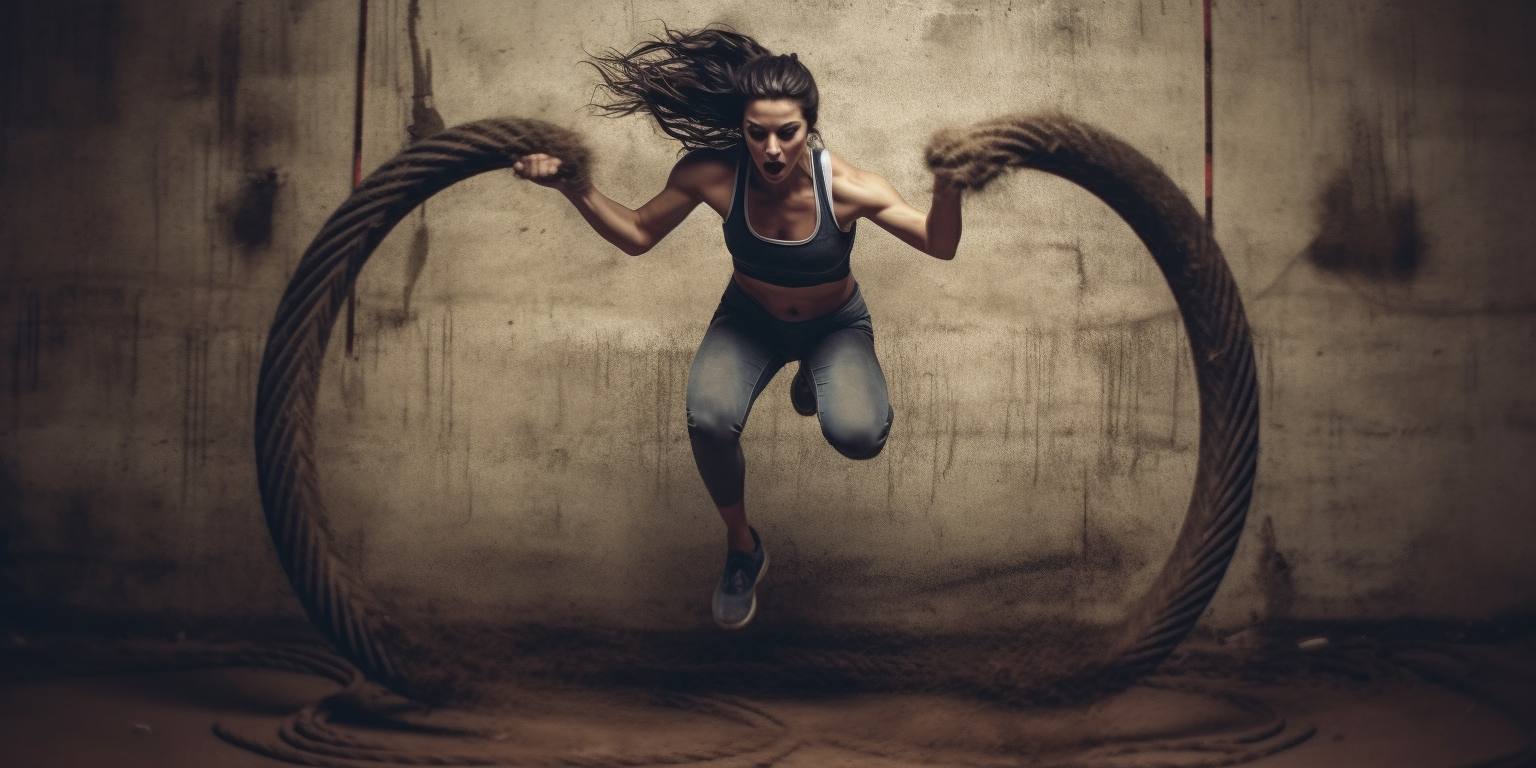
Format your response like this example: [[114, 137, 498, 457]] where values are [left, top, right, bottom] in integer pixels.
[[831, 154, 962, 260], [513, 152, 727, 257]]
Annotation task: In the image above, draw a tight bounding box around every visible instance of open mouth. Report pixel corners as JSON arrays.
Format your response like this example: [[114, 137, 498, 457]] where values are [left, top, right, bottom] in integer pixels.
[[763, 160, 786, 176]]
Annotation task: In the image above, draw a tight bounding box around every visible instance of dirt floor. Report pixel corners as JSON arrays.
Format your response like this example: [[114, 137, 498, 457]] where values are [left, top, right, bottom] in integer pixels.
[[2, 620, 1532, 767]]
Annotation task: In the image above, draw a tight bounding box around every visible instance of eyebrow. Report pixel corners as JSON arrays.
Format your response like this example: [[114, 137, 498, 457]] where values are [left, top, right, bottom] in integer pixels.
[[746, 121, 803, 132]]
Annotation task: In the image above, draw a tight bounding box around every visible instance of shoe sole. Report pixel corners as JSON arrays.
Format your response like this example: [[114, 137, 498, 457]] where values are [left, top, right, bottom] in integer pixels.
[[715, 548, 769, 631], [791, 368, 817, 417]]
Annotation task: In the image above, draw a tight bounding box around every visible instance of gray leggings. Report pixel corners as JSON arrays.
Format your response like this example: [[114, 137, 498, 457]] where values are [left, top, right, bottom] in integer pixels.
[[686, 280, 893, 507]]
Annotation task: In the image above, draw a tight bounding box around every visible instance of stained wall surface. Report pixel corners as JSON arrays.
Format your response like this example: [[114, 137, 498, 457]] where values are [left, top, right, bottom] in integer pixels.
[[0, 0, 1531, 632]]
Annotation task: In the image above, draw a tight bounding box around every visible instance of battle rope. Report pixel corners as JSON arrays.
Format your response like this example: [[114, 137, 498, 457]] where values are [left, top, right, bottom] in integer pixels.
[[253, 113, 1256, 714], [926, 114, 1260, 674], [255, 118, 591, 696]]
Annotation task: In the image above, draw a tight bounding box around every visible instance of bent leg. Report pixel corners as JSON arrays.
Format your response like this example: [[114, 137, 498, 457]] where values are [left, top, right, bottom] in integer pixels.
[[804, 326, 892, 460], [686, 315, 784, 509]]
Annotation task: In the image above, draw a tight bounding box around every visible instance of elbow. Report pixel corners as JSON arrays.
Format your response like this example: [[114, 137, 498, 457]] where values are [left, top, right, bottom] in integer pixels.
[[923, 225, 960, 261], [619, 227, 659, 257]]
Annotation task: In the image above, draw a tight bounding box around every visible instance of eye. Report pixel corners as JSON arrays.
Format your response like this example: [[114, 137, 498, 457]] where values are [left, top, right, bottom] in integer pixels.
[[747, 125, 767, 140], [778, 127, 798, 140]]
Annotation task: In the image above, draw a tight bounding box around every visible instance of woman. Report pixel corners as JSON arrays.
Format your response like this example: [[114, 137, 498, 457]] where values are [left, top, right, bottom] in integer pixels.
[[513, 27, 961, 629]]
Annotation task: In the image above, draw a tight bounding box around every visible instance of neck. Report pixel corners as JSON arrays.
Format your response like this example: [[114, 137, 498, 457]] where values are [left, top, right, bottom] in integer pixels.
[[751, 152, 814, 197]]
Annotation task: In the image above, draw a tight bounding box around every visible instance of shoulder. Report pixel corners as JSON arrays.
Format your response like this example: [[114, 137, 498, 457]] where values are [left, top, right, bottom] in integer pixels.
[[823, 150, 901, 208], [823, 150, 861, 182], [663, 147, 737, 216], [669, 148, 736, 188]]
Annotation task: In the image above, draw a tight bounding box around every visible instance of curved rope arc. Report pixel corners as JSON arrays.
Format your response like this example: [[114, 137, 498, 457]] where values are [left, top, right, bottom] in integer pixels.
[[254, 118, 592, 691], [926, 113, 1260, 673]]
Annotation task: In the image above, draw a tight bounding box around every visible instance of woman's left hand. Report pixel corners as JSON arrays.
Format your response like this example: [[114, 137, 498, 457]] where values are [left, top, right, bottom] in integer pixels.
[[513, 153, 583, 192]]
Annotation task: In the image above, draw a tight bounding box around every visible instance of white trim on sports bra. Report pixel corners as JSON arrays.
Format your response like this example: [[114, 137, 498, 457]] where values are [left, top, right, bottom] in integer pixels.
[[741, 149, 823, 246], [821, 148, 853, 234]]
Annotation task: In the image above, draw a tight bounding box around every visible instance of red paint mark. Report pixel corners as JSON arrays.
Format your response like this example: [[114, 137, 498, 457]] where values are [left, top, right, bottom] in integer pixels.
[[1204, 0, 1213, 227], [346, 0, 368, 357]]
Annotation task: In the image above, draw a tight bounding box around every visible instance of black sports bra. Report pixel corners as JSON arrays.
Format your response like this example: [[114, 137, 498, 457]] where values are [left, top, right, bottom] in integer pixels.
[[722, 146, 856, 288]]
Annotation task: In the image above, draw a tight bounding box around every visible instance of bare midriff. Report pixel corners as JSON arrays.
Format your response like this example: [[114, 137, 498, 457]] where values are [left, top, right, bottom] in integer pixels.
[[731, 270, 856, 322]]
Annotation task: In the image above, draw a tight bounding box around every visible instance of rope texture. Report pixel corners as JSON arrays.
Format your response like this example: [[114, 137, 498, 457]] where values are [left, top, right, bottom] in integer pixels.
[[926, 113, 1260, 674], [255, 118, 590, 693]]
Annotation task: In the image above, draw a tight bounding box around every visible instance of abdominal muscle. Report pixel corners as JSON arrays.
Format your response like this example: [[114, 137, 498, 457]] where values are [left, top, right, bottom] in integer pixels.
[[731, 270, 856, 322]]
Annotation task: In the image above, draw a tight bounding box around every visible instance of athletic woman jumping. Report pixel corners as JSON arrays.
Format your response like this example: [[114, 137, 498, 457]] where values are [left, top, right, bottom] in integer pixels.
[[512, 27, 962, 629]]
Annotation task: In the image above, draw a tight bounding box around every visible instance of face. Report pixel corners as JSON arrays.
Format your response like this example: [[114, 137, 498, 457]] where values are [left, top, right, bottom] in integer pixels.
[[742, 99, 810, 186]]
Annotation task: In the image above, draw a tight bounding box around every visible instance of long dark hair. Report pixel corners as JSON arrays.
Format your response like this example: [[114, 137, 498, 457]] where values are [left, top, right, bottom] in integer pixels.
[[587, 26, 821, 151]]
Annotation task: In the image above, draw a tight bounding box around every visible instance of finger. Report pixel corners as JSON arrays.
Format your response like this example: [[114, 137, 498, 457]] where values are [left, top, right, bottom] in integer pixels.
[[515, 154, 545, 177]]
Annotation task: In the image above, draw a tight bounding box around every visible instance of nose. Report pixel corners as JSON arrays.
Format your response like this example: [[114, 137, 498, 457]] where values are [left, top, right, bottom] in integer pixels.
[[765, 135, 781, 158]]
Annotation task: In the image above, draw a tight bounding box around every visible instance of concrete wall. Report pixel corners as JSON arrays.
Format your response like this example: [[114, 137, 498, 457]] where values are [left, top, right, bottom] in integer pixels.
[[1215, 0, 1536, 625], [1, 0, 1532, 633]]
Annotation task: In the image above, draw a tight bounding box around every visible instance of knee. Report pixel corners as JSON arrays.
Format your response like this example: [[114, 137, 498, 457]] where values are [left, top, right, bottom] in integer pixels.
[[686, 401, 743, 447], [823, 407, 892, 460]]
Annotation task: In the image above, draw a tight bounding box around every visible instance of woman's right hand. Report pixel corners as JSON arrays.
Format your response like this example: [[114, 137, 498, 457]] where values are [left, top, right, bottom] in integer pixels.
[[513, 153, 579, 192]]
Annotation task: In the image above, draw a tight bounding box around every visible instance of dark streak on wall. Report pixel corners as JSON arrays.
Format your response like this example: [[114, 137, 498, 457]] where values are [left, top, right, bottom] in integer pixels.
[[403, 224, 430, 319], [10, 292, 43, 400], [1307, 113, 1421, 282], [230, 168, 281, 249], [1308, 111, 1425, 282], [217, 4, 242, 139], [1256, 516, 1296, 622], [401, 0, 446, 319], [209, 2, 309, 265], [128, 292, 141, 399], [406, 0, 446, 143], [181, 330, 210, 506], [187, 52, 214, 102]]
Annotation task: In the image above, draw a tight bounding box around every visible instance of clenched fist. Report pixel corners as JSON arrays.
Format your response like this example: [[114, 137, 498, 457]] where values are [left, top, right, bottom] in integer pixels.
[[513, 153, 581, 192]]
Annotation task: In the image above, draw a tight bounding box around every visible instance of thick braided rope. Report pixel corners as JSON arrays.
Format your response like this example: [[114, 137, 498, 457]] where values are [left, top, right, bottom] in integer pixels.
[[255, 118, 592, 691], [256, 111, 1255, 706], [926, 113, 1259, 673], [251, 119, 798, 767]]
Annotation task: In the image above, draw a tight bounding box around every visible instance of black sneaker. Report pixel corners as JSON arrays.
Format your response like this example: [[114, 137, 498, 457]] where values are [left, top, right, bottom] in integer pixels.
[[790, 364, 817, 417], [712, 528, 768, 630]]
